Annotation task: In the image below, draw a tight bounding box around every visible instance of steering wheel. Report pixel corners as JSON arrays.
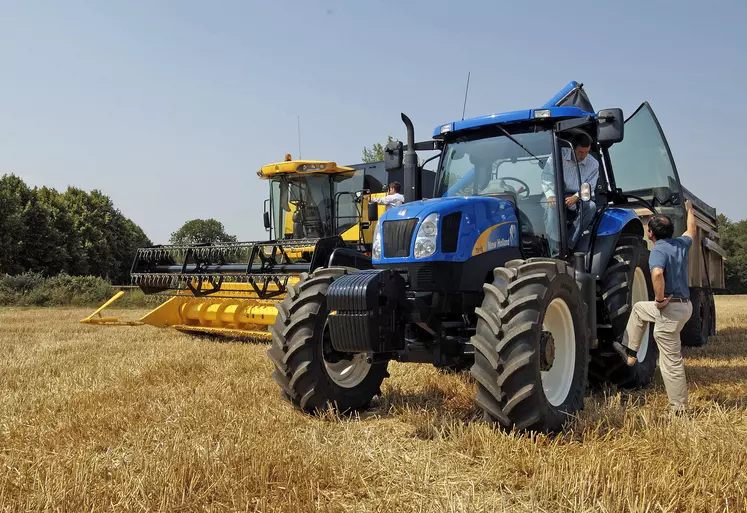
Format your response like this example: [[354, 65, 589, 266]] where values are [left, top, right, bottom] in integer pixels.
[[499, 177, 531, 199]]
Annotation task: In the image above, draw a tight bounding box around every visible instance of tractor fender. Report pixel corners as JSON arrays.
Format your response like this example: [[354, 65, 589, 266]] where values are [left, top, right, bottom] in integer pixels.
[[588, 209, 645, 277]]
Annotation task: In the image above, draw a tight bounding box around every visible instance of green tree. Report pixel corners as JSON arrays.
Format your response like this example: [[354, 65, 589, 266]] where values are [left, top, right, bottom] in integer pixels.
[[18, 188, 65, 274], [0, 174, 150, 283], [0, 175, 31, 274], [719, 214, 747, 293], [170, 219, 237, 245], [362, 136, 394, 163]]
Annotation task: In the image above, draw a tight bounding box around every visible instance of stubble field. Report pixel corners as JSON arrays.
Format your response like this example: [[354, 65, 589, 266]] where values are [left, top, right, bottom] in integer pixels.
[[1, 297, 746, 512]]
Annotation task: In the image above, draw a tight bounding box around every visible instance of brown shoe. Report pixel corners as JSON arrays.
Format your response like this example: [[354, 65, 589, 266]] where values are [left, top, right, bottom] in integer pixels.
[[613, 342, 637, 367]]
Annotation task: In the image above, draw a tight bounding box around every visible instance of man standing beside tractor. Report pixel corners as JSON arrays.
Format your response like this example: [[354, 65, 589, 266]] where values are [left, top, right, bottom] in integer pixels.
[[615, 200, 697, 413]]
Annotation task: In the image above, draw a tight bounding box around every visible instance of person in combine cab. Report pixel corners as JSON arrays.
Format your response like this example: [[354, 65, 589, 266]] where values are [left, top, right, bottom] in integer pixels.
[[614, 200, 696, 414], [370, 181, 405, 211], [542, 132, 600, 255]]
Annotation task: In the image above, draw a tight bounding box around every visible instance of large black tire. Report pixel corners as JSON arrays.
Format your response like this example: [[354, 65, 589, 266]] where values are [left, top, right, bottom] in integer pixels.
[[470, 259, 590, 433], [590, 235, 659, 388], [681, 287, 712, 347], [267, 267, 389, 413]]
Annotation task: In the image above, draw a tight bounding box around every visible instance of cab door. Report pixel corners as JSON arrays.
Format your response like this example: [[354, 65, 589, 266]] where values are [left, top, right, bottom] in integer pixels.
[[608, 102, 687, 234]]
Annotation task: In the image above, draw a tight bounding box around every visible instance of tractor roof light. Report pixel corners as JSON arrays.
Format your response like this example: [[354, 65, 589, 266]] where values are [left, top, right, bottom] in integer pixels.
[[440, 124, 452, 134], [297, 163, 329, 172], [534, 109, 551, 119]]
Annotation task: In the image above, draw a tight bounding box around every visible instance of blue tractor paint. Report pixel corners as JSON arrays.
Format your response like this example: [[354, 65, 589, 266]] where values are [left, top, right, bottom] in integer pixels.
[[433, 106, 595, 138], [373, 196, 519, 264], [596, 208, 641, 236], [541, 81, 581, 108]]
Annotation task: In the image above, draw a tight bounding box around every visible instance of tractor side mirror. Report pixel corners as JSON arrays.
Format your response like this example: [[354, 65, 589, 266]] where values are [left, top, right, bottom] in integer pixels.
[[384, 140, 403, 171], [263, 212, 271, 230], [597, 108, 624, 145], [368, 202, 379, 221]]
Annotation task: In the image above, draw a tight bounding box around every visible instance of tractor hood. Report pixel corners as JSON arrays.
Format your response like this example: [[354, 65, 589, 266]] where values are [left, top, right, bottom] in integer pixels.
[[375, 196, 519, 264], [381, 196, 522, 223]]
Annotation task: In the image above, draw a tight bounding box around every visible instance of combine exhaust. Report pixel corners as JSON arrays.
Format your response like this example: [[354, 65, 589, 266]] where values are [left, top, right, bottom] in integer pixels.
[[81, 236, 345, 340]]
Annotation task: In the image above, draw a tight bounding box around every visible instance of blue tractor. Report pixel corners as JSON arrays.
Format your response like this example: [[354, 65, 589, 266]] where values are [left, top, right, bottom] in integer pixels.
[[268, 82, 690, 432]]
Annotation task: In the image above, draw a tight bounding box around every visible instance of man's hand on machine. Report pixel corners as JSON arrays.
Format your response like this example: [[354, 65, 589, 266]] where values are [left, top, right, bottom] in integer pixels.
[[546, 196, 557, 208], [655, 295, 673, 310], [565, 195, 579, 207]]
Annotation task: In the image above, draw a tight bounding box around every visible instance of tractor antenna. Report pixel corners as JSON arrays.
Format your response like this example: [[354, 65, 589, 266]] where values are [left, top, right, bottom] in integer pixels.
[[297, 115, 302, 159], [461, 72, 471, 120]]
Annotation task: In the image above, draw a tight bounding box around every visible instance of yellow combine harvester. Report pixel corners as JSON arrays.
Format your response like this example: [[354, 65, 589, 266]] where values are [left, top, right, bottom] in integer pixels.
[[81, 158, 393, 340]]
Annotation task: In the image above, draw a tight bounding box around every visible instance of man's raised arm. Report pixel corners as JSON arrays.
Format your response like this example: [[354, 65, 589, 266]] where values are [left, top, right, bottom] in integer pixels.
[[683, 199, 696, 240]]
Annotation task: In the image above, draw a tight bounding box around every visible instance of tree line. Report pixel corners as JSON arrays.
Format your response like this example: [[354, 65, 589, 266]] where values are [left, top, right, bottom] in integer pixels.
[[3, 169, 747, 293], [0, 174, 151, 284]]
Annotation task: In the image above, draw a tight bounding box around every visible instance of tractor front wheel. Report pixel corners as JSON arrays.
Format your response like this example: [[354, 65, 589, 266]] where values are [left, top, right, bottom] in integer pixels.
[[267, 267, 389, 413], [470, 259, 589, 433]]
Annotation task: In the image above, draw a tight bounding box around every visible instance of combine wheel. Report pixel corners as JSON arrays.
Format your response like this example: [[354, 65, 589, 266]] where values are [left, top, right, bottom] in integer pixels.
[[471, 259, 589, 433], [267, 267, 388, 413], [591, 235, 658, 388]]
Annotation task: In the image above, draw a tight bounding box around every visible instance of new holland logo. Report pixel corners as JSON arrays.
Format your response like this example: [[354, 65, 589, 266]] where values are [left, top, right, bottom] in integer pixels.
[[397, 209, 407, 217]]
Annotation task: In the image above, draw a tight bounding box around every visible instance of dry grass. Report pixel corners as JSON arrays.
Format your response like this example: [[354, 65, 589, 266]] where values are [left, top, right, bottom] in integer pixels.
[[1, 298, 747, 512]]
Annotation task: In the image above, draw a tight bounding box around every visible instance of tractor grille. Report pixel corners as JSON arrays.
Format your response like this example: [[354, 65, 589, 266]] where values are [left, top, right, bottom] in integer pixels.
[[383, 219, 418, 258], [441, 212, 462, 253]]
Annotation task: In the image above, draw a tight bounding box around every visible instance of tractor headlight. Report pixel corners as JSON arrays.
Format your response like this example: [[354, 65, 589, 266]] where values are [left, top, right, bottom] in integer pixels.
[[413, 213, 439, 259], [372, 222, 382, 260]]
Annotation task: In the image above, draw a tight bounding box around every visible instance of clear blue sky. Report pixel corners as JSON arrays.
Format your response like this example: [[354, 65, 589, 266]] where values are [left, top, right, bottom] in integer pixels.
[[2, 0, 746, 243]]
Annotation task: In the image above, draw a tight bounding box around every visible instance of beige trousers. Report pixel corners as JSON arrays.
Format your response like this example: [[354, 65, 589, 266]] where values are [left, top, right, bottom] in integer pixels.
[[623, 301, 693, 410]]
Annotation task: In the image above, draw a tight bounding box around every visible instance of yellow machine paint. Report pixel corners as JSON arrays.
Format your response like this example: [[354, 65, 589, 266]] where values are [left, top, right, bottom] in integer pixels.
[[81, 158, 386, 340], [79, 291, 144, 326]]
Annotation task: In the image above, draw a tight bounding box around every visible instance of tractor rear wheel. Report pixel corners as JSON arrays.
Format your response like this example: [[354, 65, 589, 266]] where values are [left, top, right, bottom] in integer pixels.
[[590, 235, 658, 388], [267, 267, 389, 413], [681, 287, 712, 347], [470, 259, 589, 433]]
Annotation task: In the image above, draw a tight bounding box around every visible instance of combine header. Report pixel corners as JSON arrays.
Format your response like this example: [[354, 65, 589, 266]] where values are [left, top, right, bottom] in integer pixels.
[[123, 237, 344, 340], [81, 157, 437, 339]]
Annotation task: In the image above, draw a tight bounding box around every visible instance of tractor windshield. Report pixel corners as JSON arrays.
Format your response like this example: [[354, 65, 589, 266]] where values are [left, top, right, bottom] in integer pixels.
[[437, 130, 558, 254]]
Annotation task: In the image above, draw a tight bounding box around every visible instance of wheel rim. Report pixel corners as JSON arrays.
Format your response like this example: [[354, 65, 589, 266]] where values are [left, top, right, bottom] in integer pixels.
[[541, 298, 576, 407], [324, 353, 372, 388], [322, 324, 372, 389], [631, 267, 650, 362]]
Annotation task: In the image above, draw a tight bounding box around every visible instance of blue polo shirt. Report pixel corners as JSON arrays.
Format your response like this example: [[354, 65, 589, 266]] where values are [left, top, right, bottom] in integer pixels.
[[649, 235, 692, 299]]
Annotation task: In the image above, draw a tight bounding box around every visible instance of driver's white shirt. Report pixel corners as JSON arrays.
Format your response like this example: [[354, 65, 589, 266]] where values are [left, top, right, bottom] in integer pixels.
[[541, 147, 599, 201], [371, 193, 405, 211]]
